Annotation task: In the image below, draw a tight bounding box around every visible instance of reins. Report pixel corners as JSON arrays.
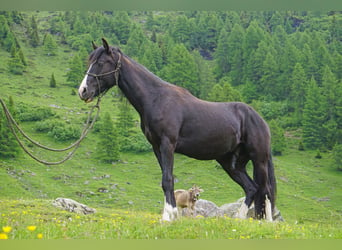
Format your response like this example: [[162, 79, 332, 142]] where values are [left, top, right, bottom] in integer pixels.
[[0, 50, 122, 165], [0, 97, 101, 165]]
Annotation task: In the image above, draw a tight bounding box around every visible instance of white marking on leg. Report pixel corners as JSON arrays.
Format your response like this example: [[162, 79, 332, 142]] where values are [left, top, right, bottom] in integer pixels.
[[162, 198, 178, 221], [236, 201, 249, 219], [78, 63, 93, 97], [265, 195, 273, 222]]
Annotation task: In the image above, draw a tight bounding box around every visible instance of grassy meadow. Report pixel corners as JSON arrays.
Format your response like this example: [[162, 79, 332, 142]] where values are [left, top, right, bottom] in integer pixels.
[[0, 11, 341, 240]]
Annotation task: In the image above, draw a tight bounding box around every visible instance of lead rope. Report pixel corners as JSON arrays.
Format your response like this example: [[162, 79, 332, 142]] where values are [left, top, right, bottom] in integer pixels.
[[0, 97, 101, 165]]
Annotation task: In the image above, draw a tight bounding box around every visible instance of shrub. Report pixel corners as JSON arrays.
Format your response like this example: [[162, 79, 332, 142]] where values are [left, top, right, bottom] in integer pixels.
[[332, 143, 342, 171], [17, 104, 55, 122], [35, 119, 81, 142], [120, 132, 151, 153]]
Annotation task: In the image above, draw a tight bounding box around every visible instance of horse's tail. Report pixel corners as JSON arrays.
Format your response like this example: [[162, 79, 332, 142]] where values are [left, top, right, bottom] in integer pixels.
[[254, 152, 277, 219]]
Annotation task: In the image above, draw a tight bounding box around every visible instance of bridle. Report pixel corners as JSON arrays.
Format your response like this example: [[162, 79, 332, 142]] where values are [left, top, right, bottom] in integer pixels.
[[86, 52, 122, 98]]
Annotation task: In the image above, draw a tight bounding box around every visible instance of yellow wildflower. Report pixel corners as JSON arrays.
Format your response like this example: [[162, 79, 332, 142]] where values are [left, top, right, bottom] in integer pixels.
[[37, 233, 43, 239], [27, 226, 37, 232], [2, 226, 12, 233], [0, 233, 8, 240]]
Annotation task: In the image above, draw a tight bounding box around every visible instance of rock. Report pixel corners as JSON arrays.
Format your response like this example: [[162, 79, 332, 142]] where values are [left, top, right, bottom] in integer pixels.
[[192, 199, 223, 217], [180, 197, 284, 222], [52, 198, 96, 215]]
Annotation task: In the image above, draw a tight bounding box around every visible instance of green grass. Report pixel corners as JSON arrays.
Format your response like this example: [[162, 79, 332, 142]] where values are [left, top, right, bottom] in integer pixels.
[[0, 11, 341, 239], [0, 199, 341, 239]]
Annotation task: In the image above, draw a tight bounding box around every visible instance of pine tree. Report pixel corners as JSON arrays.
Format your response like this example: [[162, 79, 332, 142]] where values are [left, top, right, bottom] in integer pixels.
[[290, 63, 307, 125], [302, 77, 326, 149], [125, 24, 148, 59], [170, 15, 191, 47], [278, 39, 302, 99], [43, 33, 58, 56], [116, 100, 135, 139], [260, 51, 279, 100], [161, 43, 200, 96], [269, 119, 286, 156], [214, 27, 230, 78], [66, 53, 84, 87], [50, 73, 57, 88], [243, 20, 265, 82], [0, 96, 20, 158], [207, 77, 242, 102], [321, 66, 341, 149], [96, 112, 120, 163], [29, 15, 40, 47], [113, 11, 132, 45], [192, 50, 216, 99], [227, 23, 245, 85], [332, 143, 342, 171], [116, 100, 137, 152], [8, 51, 25, 75]]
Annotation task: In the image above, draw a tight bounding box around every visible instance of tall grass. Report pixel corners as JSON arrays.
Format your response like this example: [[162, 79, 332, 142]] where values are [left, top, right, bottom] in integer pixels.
[[0, 199, 341, 239]]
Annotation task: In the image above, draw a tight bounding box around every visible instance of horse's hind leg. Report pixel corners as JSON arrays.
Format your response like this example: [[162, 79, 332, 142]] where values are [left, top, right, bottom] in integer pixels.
[[252, 159, 273, 221], [217, 151, 258, 219]]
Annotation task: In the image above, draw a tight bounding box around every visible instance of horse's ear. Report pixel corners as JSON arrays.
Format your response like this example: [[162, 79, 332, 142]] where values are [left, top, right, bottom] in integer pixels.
[[92, 41, 98, 50], [102, 38, 110, 54]]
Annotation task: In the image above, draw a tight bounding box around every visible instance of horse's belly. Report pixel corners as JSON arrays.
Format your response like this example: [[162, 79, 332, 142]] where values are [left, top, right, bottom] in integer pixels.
[[175, 133, 238, 160]]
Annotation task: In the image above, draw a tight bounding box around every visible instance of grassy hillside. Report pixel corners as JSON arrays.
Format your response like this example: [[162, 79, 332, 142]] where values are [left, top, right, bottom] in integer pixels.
[[0, 11, 341, 239]]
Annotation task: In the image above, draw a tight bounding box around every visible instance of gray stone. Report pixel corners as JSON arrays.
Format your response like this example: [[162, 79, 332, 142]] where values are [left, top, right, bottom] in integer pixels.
[[180, 197, 284, 222], [52, 198, 96, 215]]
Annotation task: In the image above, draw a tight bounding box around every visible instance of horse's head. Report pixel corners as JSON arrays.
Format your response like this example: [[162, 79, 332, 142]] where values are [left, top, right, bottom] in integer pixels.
[[78, 38, 121, 103]]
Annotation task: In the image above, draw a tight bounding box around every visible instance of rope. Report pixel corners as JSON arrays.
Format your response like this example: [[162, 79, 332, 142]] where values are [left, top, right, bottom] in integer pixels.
[[0, 97, 101, 165]]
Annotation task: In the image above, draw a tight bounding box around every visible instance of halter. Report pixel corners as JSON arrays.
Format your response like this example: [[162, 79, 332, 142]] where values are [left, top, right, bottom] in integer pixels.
[[86, 52, 122, 98]]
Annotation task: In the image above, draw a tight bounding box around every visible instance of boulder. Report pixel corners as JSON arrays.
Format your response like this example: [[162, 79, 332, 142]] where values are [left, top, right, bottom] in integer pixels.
[[181, 197, 284, 222], [52, 198, 96, 215]]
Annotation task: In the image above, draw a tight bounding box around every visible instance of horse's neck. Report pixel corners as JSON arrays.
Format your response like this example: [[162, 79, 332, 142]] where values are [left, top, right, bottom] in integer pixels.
[[118, 56, 160, 115]]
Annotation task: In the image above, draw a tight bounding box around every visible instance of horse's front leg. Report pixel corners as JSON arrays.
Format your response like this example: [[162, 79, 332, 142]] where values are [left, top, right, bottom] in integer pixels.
[[153, 137, 178, 221]]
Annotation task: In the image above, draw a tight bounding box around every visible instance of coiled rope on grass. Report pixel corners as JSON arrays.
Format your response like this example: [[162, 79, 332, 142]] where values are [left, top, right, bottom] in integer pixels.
[[0, 97, 101, 165]]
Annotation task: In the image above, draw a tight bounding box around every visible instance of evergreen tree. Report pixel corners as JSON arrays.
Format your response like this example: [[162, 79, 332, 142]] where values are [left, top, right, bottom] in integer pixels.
[[302, 77, 326, 149], [161, 43, 200, 96], [125, 24, 148, 59], [0, 96, 20, 158], [116, 100, 137, 152], [29, 15, 40, 47], [269, 119, 286, 156], [321, 66, 341, 149], [332, 143, 342, 171], [192, 50, 216, 99], [214, 27, 230, 78], [116, 100, 135, 139], [260, 51, 279, 100], [8, 51, 25, 75], [196, 12, 222, 51], [96, 112, 120, 163], [66, 53, 84, 87], [277, 39, 302, 99], [43, 33, 58, 56], [170, 15, 192, 47], [113, 11, 132, 45], [207, 77, 242, 102], [242, 20, 265, 82], [290, 63, 307, 125], [50, 73, 57, 88], [227, 23, 245, 85], [300, 43, 318, 80]]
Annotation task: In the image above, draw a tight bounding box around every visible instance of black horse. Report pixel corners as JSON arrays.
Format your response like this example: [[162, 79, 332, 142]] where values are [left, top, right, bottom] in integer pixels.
[[78, 38, 276, 221]]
